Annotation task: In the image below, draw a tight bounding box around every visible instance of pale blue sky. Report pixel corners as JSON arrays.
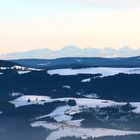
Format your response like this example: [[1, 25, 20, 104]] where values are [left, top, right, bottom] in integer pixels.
[[0, 0, 140, 53]]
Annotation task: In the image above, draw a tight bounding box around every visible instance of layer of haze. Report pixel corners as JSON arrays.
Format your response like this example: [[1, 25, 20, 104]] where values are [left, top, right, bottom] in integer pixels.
[[0, 0, 140, 53]]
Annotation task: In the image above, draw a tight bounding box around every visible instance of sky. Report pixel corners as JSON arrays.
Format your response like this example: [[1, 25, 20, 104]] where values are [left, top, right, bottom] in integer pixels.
[[0, 0, 140, 53]]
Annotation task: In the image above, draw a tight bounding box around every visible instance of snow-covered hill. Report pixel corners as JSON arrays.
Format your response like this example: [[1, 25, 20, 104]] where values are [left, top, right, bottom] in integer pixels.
[[48, 67, 140, 77]]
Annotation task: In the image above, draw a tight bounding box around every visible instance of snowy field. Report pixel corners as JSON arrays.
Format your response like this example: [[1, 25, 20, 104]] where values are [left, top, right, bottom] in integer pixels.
[[2, 66, 140, 77], [31, 121, 140, 140], [48, 67, 140, 77]]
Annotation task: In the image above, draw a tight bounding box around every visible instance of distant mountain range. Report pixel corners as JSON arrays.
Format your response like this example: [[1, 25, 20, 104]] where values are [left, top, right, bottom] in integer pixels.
[[1, 46, 140, 59]]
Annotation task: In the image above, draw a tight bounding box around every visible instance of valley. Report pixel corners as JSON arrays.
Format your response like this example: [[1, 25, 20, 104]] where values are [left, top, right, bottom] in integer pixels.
[[1, 59, 140, 139]]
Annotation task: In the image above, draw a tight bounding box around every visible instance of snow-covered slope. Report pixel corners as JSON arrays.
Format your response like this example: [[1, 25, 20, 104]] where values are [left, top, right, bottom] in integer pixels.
[[0, 65, 42, 75], [8, 95, 140, 140], [10, 95, 51, 107], [10, 95, 140, 114], [31, 121, 140, 140]]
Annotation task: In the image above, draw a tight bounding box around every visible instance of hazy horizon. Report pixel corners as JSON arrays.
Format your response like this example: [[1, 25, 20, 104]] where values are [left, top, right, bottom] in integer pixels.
[[0, 0, 140, 54]]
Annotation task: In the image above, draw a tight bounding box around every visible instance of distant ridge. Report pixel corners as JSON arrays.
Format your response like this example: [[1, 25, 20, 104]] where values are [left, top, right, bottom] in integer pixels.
[[0, 60, 20, 67], [1, 46, 140, 59], [12, 56, 140, 69]]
